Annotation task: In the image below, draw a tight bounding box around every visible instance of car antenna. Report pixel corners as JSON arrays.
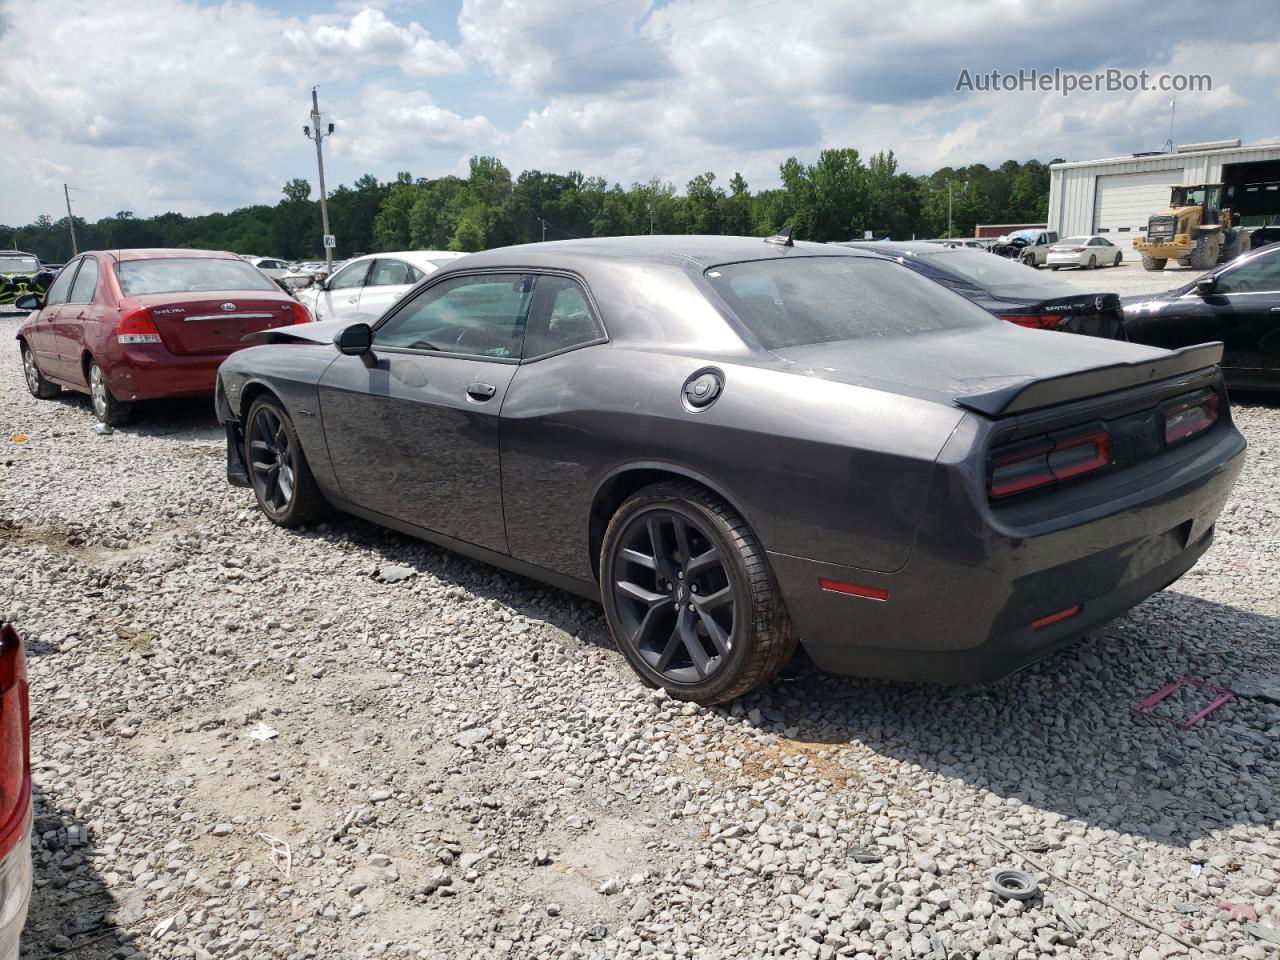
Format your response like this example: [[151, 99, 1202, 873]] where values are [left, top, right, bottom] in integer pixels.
[[764, 225, 794, 247]]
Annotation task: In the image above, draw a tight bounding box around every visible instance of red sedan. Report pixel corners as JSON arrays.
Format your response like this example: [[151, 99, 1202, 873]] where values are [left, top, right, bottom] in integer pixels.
[[0, 624, 31, 957], [15, 249, 311, 425]]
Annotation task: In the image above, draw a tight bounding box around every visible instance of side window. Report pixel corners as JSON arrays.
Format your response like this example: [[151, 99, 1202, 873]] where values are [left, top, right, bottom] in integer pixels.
[[328, 261, 370, 290], [44, 259, 80, 306], [368, 259, 415, 287], [1215, 253, 1280, 294], [374, 273, 534, 359], [68, 257, 99, 303], [523, 276, 604, 359]]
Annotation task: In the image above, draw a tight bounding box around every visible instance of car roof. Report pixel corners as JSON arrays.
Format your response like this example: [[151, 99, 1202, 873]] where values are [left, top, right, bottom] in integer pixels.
[[456, 235, 878, 271], [83, 248, 244, 262]]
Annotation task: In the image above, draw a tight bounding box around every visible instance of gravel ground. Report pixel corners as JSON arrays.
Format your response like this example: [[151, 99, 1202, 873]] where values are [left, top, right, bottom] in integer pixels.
[[1, 318, 1277, 960], [1031, 259, 1197, 298]]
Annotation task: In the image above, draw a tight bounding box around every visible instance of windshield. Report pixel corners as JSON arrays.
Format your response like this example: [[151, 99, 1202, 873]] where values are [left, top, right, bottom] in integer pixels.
[[0, 256, 40, 273], [916, 250, 1075, 293], [115, 257, 279, 295], [704, 256, 998, 350]]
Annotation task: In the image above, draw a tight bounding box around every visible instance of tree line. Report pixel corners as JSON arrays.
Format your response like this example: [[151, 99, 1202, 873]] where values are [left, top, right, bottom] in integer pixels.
[[1, 150, 1057, 264]]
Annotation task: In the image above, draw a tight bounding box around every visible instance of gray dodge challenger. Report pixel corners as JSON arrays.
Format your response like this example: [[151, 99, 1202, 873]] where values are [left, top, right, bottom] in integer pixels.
[[216, 235, 1246, 704]]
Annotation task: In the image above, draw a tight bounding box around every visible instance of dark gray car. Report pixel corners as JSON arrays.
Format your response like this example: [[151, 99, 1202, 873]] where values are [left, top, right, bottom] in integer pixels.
[[216, 236, 1245, 704]]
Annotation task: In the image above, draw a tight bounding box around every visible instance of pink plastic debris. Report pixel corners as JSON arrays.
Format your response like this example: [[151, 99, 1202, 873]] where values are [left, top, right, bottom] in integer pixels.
[[1218, 902, 1260, 924], [1133, 677, 1235, 728]]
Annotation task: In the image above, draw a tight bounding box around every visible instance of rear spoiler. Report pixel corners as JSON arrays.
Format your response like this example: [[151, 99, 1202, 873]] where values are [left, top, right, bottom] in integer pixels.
[[955, 342, 1224, 417]]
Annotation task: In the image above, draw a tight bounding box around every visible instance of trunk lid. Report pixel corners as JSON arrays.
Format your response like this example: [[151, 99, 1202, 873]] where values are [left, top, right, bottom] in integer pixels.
[[998, 291, 1126, 339], [770, 325, 1223, 417], [130, 294, 298, 355]]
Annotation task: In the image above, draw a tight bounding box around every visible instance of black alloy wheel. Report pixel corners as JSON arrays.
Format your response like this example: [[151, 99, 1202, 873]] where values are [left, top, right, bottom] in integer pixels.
[[601, 483, 797, 703], [245, 397, 330, 527], [612, 508, 736, 685]]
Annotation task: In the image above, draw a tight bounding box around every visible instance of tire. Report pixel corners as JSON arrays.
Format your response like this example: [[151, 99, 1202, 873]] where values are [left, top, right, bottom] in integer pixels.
[[1049, 265, 1060, 271], [1022, 253, 1037, 267], [88, 359, 131, 426], [1141, 256, 1167, 271], [1087, 255, 1097, 270], [600, 482, 797, 704], [1189, 240, 1217, 271], [244, 396, 331, 528], [1113, 253, 1122, 267], [20, 342, 60, 399]]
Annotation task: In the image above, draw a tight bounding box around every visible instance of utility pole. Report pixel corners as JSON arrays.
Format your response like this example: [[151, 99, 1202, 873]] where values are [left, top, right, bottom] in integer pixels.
[[63, 184, 78, 255], [304, 88, 335, 272], [1164, 99, 1176, 153], [538, 217, 547, 242], [947, 180, 953, 239]]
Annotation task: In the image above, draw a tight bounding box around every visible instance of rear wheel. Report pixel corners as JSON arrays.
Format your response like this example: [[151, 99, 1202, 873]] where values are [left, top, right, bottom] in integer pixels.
[[20, 342, 60, 399], [1049, 265, 1060, 271], [1189, 239, 1218, 270], [1087, 254, 1097, 270], [245, 397, 331, 527], [88, 360, 130, 426], [1141, 256, 1167, 271], [600, 482, 797, 704]]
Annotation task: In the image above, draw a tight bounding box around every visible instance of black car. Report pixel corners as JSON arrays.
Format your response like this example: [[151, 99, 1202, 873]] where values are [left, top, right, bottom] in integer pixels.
[[216, 236, 1244, 704], [838, 241, 1125, 338], [1123, 243, 1280, 391]]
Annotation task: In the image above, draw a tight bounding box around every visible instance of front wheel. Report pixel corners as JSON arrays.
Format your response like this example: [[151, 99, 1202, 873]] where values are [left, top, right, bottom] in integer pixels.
[[88, 360, 131, 426], [245, 397, 331, 527], [1113, 253, 1122, 267], [21, 343, 60, 399], [1022, 253, 1037, 268], [600, 483, 797, 704], [1141, 256, 1167, 271]]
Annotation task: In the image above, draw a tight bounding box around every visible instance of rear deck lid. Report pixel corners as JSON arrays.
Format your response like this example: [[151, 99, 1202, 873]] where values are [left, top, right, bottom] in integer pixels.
[[134, 294, 298, 355]]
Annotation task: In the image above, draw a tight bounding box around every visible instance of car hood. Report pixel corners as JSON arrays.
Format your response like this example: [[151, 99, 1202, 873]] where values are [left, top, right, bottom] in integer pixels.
[[770, 323, 1193, 414]]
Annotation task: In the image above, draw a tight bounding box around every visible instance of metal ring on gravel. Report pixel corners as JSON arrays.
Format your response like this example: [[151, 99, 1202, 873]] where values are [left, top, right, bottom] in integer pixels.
[[988, 868, 1039, 900]]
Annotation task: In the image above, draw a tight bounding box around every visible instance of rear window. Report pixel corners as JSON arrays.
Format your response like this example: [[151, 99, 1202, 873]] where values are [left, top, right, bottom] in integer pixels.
[[916, 250, 1076, 295], [704, 256, 997, 350], [115, 257, 279, 296], [0, 256, 39, 274]]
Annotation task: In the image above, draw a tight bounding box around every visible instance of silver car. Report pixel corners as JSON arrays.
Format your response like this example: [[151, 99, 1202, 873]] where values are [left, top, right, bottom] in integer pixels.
[[295, 251, 467, 324]]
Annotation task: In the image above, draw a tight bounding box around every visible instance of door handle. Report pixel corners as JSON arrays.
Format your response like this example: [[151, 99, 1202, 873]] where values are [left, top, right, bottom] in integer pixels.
[[466, 382, 497, 401], [346, 297, 359, 304]]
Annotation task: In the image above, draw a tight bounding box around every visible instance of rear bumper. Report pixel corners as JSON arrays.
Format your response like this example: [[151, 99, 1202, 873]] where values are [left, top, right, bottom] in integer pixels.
[[104, 345, 227, 402], [774, 424, 1246, 684], [1046, 253, 1087, 266]]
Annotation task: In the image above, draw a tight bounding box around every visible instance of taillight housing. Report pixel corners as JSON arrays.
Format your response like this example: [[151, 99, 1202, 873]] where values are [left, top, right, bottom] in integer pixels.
[[1003, 313, 1061, 330], [0, 624, 30, 860], [990, 426, 1111, 499], [290, 302, 313, 325], [116, 307, 162, 344], [1071, 246, 1086, 252], [1163, 392, 1219, 446]]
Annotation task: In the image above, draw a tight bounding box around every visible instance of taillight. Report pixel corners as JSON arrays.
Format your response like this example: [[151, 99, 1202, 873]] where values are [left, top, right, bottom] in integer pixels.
[[0, 624, 30, 859], [1072, 246, 1086, 252], [1003, 313, 1061, 330], [1164, 393, 1219, 446], [116, 308, 162, 344], [990, 427, 1111, 499], [290, 302, 312, 325]]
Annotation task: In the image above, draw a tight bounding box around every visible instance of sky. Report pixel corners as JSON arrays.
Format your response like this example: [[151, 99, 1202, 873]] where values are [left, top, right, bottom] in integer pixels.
[[1, 0, 1278, 225]]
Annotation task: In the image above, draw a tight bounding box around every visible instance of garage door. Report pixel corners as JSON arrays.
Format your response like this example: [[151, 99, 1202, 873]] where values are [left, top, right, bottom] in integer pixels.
[[1092, 169, 1183, 251]]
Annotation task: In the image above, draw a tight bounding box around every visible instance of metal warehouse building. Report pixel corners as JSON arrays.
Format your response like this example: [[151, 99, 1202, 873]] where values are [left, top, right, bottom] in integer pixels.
[[1047, 138, 1280, 253]]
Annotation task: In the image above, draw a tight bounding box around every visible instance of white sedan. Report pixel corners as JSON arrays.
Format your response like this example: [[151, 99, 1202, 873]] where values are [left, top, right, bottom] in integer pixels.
[[1046, 236, 1123, 270], [295, 251, 467, 324]]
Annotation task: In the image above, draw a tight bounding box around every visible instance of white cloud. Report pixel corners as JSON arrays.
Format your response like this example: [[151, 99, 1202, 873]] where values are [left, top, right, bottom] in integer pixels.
[[0, 0, 1277, 224]]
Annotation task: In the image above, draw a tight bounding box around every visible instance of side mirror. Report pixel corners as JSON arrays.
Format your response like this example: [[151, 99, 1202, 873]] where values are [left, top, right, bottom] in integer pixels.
[[14, 294, 42, 310], [1195, 277, 1217, 296], [335, 322, 373, 356]]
